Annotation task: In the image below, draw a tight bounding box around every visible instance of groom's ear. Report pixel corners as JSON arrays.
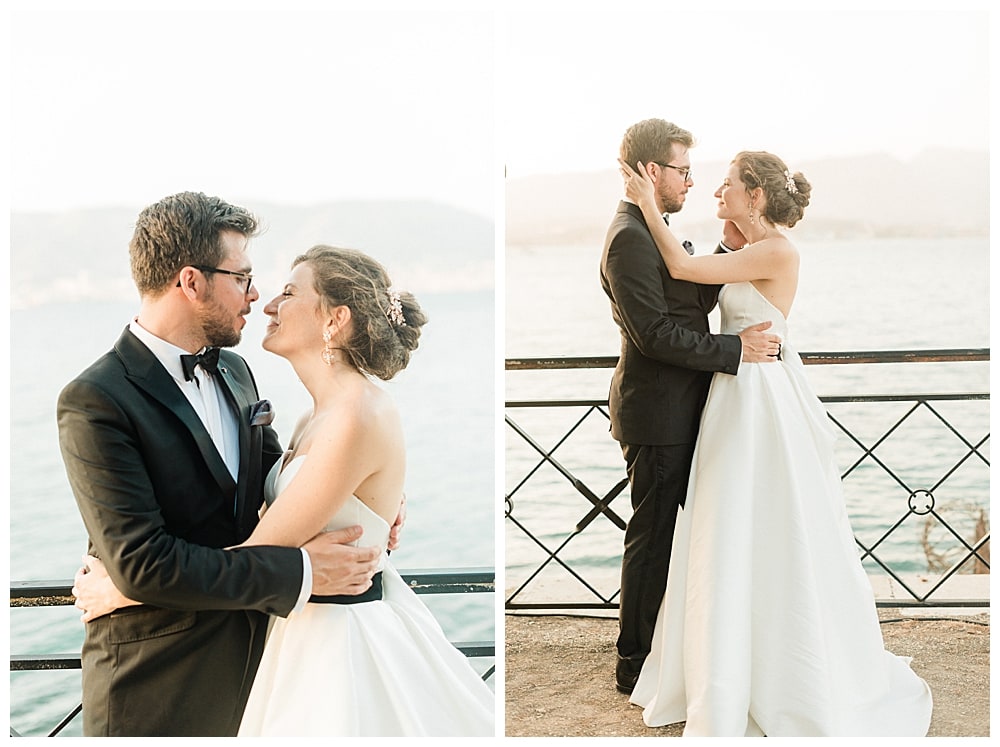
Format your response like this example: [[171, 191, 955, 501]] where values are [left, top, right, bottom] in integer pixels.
[[175, 265, 204, 299]]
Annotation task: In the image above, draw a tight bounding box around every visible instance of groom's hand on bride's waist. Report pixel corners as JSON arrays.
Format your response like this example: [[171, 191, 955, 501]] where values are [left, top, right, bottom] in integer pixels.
[[303, 526, 381, 596], [738, 321, 782, 363]]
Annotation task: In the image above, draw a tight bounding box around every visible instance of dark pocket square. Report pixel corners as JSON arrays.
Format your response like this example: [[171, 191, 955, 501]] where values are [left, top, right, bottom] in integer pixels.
[[249, 399, 274, 426]]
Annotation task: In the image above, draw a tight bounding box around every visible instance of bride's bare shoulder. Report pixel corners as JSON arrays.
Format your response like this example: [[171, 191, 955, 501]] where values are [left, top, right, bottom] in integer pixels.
[[319, 382, 401, 440], [751, 234, 799, 260]]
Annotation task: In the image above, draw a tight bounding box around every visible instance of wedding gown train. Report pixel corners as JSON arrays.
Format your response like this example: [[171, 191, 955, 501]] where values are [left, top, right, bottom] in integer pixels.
[[629, 281, 933, 737], [237, 455, 494, 737]]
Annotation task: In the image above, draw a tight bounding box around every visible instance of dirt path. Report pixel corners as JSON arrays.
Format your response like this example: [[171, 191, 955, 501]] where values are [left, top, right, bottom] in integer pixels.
[[503, 611, 989, 737]]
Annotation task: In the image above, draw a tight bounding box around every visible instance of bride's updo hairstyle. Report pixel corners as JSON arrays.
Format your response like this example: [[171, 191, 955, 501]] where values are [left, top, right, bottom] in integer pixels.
[[294, 245, 427, 380], [734, 151, 812, 228]]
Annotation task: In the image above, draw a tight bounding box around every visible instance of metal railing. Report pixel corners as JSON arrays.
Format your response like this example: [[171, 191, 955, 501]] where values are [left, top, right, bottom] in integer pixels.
[[506, 349, 989, 611], [10, 569, 495, 737]]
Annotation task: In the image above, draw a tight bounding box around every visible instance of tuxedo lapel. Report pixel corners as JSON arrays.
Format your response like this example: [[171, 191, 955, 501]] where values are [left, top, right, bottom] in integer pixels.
[[214, 361, 255, 522], [113, 329, 237, 497]]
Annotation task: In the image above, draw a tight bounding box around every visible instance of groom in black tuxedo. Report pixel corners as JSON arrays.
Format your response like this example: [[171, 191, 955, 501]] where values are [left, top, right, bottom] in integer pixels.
[[58, 192, 385, 736], [600, 119, 779, 694]]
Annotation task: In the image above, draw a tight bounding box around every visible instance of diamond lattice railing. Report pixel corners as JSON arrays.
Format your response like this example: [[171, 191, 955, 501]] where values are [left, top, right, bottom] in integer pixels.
[[506, 404, 627, 607], [826, 396, 990, 600], [505, 351, 989, 611]]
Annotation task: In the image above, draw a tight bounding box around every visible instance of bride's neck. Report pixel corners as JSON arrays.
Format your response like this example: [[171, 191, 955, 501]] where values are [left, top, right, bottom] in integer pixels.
[[290, 354, 365, 409], [734, 217, 779, 246]]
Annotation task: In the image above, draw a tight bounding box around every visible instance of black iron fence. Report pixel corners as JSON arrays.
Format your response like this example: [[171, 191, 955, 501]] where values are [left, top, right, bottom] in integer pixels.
[[10, 569, 495, 737], [506, 349, 989, 611]]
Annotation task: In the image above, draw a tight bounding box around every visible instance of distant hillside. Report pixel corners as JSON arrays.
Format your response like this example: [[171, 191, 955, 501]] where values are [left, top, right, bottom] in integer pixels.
[[11, 200, 494, 308], [506, 148, 989, 246]]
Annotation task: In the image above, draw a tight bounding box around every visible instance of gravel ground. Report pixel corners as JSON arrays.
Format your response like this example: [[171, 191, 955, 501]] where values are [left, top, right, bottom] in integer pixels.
[[503, 611, 989, 738]]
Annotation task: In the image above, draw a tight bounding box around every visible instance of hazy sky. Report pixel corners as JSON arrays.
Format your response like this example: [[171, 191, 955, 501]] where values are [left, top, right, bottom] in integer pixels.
[[503, 5, 991, 178], [8, 6, 496, 216], [6, 3, 992, 216]]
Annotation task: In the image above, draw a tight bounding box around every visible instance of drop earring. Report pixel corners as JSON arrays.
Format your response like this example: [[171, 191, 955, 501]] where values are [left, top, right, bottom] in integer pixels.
[[322, 329, 335, 366]]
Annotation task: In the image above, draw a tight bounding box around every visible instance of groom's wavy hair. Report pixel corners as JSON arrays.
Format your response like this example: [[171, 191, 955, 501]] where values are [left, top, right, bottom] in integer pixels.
[[295, 245, 428, 381], [620, 119, 695, 171], [130, 191, 259, 295]]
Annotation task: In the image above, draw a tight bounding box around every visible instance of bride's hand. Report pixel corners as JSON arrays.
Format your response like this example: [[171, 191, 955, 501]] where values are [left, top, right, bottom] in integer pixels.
[[618, 158, 656, 209], [722, 220, 748, 250], [72, 555, 140, 622]]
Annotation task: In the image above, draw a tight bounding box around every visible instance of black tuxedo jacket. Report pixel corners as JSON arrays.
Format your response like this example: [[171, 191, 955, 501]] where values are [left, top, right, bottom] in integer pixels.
[[600, 201, 742, 445], [57, 327, 303, 736]]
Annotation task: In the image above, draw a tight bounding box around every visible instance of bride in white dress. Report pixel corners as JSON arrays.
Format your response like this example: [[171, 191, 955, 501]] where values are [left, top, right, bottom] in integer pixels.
[[231, 245, 493, 736], [619, 153, 933, 737]]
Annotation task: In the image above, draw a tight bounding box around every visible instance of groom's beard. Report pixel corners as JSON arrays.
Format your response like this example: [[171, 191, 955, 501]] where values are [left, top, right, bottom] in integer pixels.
[[198, 292, 244, 348], [657, 180, 685, 214]]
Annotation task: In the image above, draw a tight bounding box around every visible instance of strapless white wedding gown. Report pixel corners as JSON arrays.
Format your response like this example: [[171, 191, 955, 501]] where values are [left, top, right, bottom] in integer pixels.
[[237, 455, 494, 737], [629, 282, 933, 737]]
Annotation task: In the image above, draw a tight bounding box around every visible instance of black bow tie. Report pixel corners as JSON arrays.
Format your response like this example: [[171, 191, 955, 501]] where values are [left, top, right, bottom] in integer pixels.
[[180, 347, 220, 381], [661, 215, 694, 254]]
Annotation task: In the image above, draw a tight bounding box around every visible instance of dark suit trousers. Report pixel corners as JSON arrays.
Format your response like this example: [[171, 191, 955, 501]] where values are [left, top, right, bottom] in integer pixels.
[[617, 441, 696, 665]]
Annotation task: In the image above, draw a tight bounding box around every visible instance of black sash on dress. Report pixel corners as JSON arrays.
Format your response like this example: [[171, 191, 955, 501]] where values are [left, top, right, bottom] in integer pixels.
[[309, 571, 384, 604]]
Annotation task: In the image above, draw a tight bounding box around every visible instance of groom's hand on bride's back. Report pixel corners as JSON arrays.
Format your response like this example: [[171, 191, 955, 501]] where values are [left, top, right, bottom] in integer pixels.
[[303, 526, 381, 596], [387, 494, 406, 552]]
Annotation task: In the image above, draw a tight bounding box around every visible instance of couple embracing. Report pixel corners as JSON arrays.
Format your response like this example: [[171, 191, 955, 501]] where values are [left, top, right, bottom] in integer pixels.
[[601, 118, 933, 737], [59, 192, 494, 737]]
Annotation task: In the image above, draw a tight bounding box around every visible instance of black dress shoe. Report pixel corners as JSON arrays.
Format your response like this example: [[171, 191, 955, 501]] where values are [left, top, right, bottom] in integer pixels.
[[615, 675, 638, 695], [615, 656, 643, 694]]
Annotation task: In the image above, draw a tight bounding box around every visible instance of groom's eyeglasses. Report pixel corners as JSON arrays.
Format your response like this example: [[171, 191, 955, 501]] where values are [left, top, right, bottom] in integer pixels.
[[176, 265, 255, 293], [654, 162, 693, 182]]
